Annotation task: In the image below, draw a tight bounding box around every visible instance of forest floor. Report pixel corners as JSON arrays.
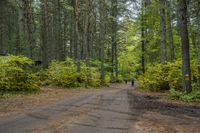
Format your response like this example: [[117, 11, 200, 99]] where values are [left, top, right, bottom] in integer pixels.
[[0, 84, 199, 133]]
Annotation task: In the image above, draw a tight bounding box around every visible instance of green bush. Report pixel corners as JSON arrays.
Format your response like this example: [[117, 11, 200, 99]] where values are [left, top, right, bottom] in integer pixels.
[[170, 89, 200, 102], [191, 61, 199, 90], [166, 61, 182, 90], [88, 67, 101, 87], [48, 58, 101, 88], [48, 58, 78, 87], [104, 72, 111, 86], [137, 61, 180, 91], [0, 55, 39, 92], [78, 62, 101, 87], [116, 74, 124, 83], [137, 60, 199, 92], [34, 70, 50, 86], [78, 61, 87, 84], [137, 63, 169, 91]]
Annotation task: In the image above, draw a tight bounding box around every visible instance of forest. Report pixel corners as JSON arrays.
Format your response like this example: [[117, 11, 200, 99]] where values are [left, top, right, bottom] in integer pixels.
[[0, 0, 200, 102]]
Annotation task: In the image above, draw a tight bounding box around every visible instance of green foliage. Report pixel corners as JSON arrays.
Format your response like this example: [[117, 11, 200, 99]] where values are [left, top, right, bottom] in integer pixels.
[[104, 72, 111, 86], [170, 89, 200, 102], [137, 61, 178, 91], [78, 62, 87, 84], [191, 59, 199, 82], [166, 61, 182, 90], [0, 55, 39, 92], [88, 67, 101, 87], [34, 70, 49, 86], [137, 65, 162, 91], [48, 58, 78, 87], [137, 60, 199, 92], [48, 58, 101, 88], [79, 62, 101, 87], [118, 45, 141, 80], [116, 74, 124, 83]]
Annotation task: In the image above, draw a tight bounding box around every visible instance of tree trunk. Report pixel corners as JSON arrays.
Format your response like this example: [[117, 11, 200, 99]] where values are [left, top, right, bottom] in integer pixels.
[[0, 25, 3, 54], [83, 1, 89, 60], [110, 0, 118, 82], [63, 13, 68, 58], [23, 0, 35, 59], [69, 0, 74, 58], [41, 0, 49, 68], [141, 0, 146, 74], [99, 0, 105, 84], [178, 0, 192, 93], [57, 0, 64, 61], [83, 0, 92, 85], [197, 1, 200, 88], [0, 1, 5, 54], [159, 0, 167, 64], [17, 0, 26, 55], [16, 11, 21, 55], [167, 0, 175, 62], [74, 0, 81, 72]]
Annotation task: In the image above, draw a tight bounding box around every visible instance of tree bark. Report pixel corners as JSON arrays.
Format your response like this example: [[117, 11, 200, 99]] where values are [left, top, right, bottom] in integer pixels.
[[99, 0, 105, 84], [41, 0, 49, 68], [178, 0, 192, 93], [16, 11, 21, 55], [74, 0, 81, 72], [83, 0, 92, 85], [159, 0, 167, 64], [57, 0, 64, 61], [141, 0, 146, 74], [0, 1, 5, 54], [23, 0, 35, 59], [167, 0, 175, 62], [197, 1, 200, 88], [110, 0, 118, 82], [69, 0, 74, 58]]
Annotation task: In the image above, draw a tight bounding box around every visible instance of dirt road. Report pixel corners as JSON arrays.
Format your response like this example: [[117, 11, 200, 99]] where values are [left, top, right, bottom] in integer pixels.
[[0, 85, 199, 133]]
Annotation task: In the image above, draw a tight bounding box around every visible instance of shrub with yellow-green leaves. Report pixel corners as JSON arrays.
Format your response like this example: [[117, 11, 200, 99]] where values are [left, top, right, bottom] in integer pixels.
[[104, 72, 111, 86], [137, 60, 199, 92], [48, 58, 78, 87], [166, 61, 182, 90], [77, 62, 101, 87], [190, 59, 199, 90], [34, 70, 49, 86], [78, 62, 87, 84], [88, 67, 101, 87], [48, 58, 101, 88], [0, 55, 39, 92], [137, 65, 162, 91], [137, 62, 179, 91]]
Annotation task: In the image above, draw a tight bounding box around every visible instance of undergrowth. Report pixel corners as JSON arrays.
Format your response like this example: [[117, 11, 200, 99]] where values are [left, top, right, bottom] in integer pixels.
[[169, 89, 200, 102]]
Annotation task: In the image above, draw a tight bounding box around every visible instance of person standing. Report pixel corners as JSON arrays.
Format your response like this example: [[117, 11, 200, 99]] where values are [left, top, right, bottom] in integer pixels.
[[131, 79, 135, 87]]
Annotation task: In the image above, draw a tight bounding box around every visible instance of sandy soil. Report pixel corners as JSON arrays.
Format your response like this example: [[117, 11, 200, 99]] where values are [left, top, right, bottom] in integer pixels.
[[0, 87, 97, 118]]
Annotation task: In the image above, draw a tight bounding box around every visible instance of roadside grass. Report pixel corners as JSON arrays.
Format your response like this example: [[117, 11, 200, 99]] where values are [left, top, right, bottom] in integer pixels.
[[169, 89, 200, 102], [135, 87, 200, 103], [0, 84, 111, 99], [0, 90, 39, 99]]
